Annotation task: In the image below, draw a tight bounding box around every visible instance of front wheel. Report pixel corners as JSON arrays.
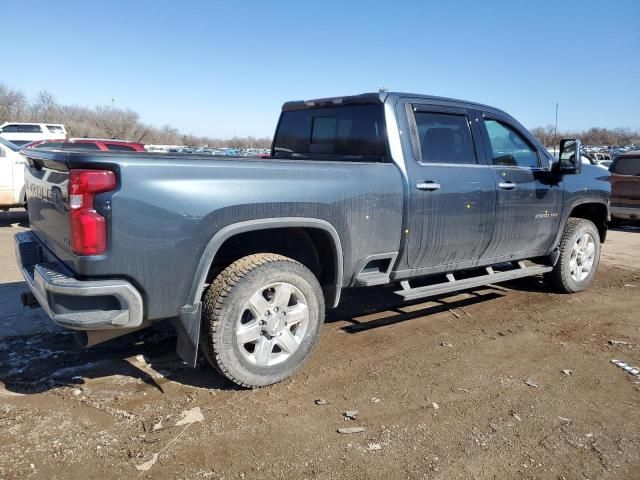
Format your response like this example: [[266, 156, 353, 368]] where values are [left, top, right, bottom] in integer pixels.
[[200, 253, 324, 388], [545, 218, 601, 293]]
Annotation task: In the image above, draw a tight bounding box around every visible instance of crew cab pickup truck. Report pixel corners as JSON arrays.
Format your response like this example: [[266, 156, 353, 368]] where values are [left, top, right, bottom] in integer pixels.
[[16, 92, 610, 388]]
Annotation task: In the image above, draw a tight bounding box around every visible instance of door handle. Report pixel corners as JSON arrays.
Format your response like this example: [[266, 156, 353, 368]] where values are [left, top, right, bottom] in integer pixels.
[[416, 182, 441, 191], [499, 181, 517, 190]]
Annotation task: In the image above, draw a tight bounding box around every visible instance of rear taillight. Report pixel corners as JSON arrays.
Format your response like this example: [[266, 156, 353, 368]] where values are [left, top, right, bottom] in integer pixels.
[[69, 169, 116, 255]]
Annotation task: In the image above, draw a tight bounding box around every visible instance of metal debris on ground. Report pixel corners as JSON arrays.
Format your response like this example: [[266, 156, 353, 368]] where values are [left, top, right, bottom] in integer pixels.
[[431, 402, 440, 409], [344, 411, 359, 420], [315, 398, 328, 405], [337, 427, 366, 434], [524, 380, 539, 388], [370, 397, 381, 403], [611, 359, 640, 377], [609, 340, 630, 346], [449, 309, 461, 319], [561, 369, 573, 376], [440, 342, 453, 347]]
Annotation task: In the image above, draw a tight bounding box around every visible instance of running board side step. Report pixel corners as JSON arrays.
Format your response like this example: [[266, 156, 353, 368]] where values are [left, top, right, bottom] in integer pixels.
[[395, 262, 553, 301], [355, 271, 391, 287]]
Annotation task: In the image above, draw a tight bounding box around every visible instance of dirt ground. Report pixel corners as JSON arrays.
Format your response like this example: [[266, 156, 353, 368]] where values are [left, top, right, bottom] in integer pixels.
[[1, 210, 639, 480]]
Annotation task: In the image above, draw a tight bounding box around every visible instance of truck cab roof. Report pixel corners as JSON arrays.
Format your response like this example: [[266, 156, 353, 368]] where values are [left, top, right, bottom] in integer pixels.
[[282, 92, 512, 118]]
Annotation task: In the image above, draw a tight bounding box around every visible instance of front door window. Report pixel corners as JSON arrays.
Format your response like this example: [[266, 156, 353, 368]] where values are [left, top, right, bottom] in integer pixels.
[[484, 119, 539, 168]]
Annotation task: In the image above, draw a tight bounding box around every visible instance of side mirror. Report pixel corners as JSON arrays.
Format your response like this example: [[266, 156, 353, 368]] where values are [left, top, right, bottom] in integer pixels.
[[558, 138, 582, 174]]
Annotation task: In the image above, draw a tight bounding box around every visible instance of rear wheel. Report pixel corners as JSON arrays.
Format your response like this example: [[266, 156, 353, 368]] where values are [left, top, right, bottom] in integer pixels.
[[546, 218, 601, 293], [200, 253, 324, 388]]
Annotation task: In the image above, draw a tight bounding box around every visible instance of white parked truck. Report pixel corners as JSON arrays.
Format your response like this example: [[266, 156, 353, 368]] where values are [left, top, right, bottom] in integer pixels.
[[0, 122, 66, 146], [0, 137, 27, 209]]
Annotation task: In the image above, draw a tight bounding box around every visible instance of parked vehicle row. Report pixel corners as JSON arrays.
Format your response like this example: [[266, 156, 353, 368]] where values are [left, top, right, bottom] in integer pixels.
[[145, 145, 271, 156], [16, 91, 611, 388], [21, 138, 146, 152]]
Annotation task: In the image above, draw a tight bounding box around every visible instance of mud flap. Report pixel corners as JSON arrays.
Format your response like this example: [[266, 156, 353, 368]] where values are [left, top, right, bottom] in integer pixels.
[[175, 303, 201, 368]]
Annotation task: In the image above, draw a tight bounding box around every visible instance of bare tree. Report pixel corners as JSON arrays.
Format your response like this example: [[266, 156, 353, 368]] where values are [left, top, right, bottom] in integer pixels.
[[31, 90, 59, 122], [0, 83, 28, 122]]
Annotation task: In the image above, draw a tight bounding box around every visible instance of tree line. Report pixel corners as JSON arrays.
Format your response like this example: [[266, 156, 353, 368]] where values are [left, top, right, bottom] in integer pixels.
[[531, 126, 640, 147], [1, 83, 638, 148], [0, 84, 271, 148]]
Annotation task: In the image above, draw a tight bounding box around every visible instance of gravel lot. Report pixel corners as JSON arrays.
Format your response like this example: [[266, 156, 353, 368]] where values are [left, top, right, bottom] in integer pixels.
[[1, 210, 639, 479]]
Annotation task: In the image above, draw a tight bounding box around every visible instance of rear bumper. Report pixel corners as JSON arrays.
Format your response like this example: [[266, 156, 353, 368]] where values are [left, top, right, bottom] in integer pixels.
[[611, 205, 640, 220], [14, 231, 143, 330]]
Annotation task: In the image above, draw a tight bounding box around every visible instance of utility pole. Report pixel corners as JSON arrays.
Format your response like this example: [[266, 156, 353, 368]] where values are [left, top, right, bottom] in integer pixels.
[[554, 102, 559, 155]]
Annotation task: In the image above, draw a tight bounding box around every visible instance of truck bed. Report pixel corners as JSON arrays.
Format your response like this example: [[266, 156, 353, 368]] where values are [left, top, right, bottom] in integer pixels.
[[22, 148, 404, 320]]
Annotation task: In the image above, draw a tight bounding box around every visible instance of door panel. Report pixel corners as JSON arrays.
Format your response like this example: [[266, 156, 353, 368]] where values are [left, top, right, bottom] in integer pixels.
[[479, 115, 561, 258], [404, 104, 496, 269], [407, 165, 496, 268], [0, 148, 12, 190]]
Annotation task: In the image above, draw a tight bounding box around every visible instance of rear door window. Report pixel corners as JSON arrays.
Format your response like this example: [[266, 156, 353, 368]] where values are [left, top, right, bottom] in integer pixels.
[[611, 157, 640, 175], [23, 125, 42, 133], [483, 119, 540, 168], [413, 112, 477, 164], [273, 104, 387, 161], [0, 124, 42, 133]]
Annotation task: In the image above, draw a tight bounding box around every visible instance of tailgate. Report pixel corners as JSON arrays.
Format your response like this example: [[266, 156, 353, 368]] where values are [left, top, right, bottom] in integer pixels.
[[23, 151, 73, 255], [611, 174, 640, 207]]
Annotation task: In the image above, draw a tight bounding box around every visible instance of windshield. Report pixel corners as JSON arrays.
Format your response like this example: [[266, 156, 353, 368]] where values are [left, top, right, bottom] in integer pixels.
[[0, 136, 19, 152]]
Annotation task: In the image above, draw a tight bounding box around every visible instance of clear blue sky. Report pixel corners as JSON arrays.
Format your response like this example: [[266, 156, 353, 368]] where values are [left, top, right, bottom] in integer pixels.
[[4, 0, 639, 138]]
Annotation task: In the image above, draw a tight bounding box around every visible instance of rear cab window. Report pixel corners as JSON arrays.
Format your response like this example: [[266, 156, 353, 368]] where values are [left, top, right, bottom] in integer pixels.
[[106, 144, 136, 151], [272, 104, 387, 162], [611, 156, 640, 175], [37, 142, 64, 149], [63, 143, 101, 151]]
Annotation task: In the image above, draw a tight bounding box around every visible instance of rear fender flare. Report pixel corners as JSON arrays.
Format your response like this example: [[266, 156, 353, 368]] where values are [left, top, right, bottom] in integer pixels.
[[176, 218, 344, 367]]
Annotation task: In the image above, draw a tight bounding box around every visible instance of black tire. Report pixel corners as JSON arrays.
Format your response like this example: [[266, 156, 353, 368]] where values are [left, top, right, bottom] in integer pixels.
[[546, 218, 601, 293], [200, 253, 324, 388]]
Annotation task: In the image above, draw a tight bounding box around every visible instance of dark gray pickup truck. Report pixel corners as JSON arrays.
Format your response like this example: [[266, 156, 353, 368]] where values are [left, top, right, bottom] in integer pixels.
[[16, 92, 610, 388]]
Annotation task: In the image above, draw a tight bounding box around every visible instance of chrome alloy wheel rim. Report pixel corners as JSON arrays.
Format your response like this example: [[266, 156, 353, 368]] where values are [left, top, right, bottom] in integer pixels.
[[236, 282, 309, 366], [569, 233, 596, 282]]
